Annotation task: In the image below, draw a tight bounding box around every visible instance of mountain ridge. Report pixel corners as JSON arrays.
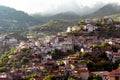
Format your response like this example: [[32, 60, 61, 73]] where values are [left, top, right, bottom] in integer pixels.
[[84, 3, 120, 18], [0, 3, 120, 35], [0, 6, 41, 35]]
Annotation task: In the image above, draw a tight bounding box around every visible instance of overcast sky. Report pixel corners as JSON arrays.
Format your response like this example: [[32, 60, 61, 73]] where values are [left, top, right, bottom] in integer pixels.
[[0, 0, 120, 14]]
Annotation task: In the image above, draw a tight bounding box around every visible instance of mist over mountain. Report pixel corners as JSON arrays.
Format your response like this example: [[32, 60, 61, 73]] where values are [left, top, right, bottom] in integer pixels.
[[31, 3, 120, 36], [31, 3, 105, 23], [85, 3, 120, 18], [0, 3, 120, 35], [32, 2, 105, 16]]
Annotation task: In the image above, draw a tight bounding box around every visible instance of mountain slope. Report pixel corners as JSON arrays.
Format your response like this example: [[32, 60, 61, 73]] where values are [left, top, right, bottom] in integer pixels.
[[32, 11, 81, 23], [85, 3, 120, 18], [0, 6, 40, 34], [107, 13, 120, 21], [31, 19, 78, 35], [31, 12, 81, 36], [50, 11, 81, 20]]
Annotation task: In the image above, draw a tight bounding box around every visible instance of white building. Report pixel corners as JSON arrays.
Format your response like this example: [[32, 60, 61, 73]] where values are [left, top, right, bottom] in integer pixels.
[[60, 41, 73, 52], [66, 27, 72, 32]]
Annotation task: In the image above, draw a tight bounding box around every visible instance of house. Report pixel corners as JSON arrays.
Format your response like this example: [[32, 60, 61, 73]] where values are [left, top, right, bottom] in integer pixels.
[[34, 63, 45, 70], [0, 73, 8, 80], [8, 37, 18, 44], [109, 68, 120, 80], [85, 19, 92, 24], [66, 26, 81, 32], [8, 55, 16, 60], [72, 26, 81, 31], [74, 69, 89, 80], [77, 62, 88, 70], [115, 24, 120, 28], [0, 73, 10, 80], [66, 27, 72, 32], [59, 66, 66, 71], [85, 24, 97, 32], [106, 18, 114, 24], [44, 54, 52, 60], [9, 69, 25, 80], [81, 47, 92, 53], [91, 71, 109, 80], [34, 41, 41, 47], [105, 51, 112, 60], [18, 42, 28, 49], [112, 50, 120, 63], [60, 41, 73, 52]]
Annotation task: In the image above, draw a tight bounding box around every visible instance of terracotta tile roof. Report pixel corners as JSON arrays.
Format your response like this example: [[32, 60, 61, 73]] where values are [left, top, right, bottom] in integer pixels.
[[44, 61, 55, 65], [113, 53, 120, 56], [109, 68, 120, 76], [77, 69, 89, 73], [14, 73, 22, 76], [91, 71, 109, 76], [35, 64, 45, 67]]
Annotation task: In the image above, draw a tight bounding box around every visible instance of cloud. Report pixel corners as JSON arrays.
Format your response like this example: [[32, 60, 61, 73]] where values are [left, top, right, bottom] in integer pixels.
[[1, 0, 120, 14]]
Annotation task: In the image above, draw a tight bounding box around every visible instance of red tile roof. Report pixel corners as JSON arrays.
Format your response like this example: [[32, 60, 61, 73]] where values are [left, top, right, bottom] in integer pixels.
[[109, 68, 120, 76], [91, 71, 109, 76], [44, 61, 55, 65], [77, 69, 89, 73], [113, 53, 120, 56], [35, 64, 45, 67]]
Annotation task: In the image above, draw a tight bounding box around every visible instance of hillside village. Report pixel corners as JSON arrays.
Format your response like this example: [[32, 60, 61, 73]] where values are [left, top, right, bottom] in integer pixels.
[[0, 17, 120, 80]]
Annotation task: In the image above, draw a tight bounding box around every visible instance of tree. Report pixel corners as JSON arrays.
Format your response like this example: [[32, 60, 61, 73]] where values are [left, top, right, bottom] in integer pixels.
[[100, 42, 109, 47], [87, 60, 95, 71], [98, 60, 113, 71], [88, 74, 102, 80], [68, 77, 75, 80], [113, 59, 120, 69], [23, 74, 38, 80], [78, 20, 85, 25], [112, 46, 118, 52], [95, 20, 102, 26], [58, 61, 65, 66], [81, 52, 89, 57], [21, 56, 29, 64], [74, 45, 80, 52], [0, 67, 7, 72], [44, 75, 56, 80], [50, 50, 55, 55], [98, 52, 108, 60], [95, 74, 102, 80]]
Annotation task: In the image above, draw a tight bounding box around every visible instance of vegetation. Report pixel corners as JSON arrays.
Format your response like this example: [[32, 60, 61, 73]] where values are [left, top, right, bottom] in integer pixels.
[[44, 75, 56, 80], [23, 74, 39, 80], [31, 19, 78, 35], [0, 47, 31, 71], [78, 20, 85, 25], [85, 52, 119, 71], [0, 6, 40, 35], [81, 52, 89, 57], [96, 25, 120, 38], [86, 3, 120, 18], [88, 74, 102, 80]]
